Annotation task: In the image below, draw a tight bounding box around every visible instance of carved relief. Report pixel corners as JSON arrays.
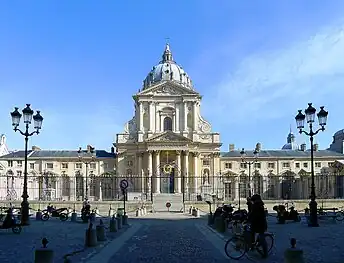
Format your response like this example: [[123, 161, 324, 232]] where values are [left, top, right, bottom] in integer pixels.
[[197, 113, 211, 133], [175, 150, 181, 155], [154, 85, 182, 95], [192, 152, 200, 157], [183, 150, 189, 156]]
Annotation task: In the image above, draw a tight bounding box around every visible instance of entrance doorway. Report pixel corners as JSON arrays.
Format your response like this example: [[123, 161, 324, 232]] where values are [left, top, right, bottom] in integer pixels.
[[161, 167, 175, 193]]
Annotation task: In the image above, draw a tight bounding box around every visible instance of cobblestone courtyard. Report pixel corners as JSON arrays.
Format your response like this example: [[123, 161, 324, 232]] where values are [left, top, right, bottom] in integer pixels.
[[1, 213, 344, 262]]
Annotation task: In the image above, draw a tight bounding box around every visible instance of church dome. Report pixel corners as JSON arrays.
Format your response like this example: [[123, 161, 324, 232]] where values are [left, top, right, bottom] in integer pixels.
[[142, 44, 193, 90], [282, 130, 299, 150]]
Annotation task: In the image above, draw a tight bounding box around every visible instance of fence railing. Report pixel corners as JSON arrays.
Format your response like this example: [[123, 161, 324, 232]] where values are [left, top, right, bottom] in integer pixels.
[[1, 173, 343, 202]]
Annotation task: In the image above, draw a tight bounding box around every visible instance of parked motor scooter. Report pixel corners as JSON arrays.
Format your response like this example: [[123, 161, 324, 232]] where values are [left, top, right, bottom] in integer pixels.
[[0, 207, 22, 234]]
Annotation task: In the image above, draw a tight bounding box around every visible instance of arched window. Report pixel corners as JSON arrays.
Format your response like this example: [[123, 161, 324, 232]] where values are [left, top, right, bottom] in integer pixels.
[[163, 117, 173, 131]]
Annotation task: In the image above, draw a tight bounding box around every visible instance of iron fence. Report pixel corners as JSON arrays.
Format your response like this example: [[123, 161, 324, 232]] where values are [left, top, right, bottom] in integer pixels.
[[1, 173, 344, 203]]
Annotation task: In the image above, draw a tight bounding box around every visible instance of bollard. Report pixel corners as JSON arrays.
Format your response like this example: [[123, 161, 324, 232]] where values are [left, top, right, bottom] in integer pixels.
[[109, 208, 114, 217], [189, 206, 192, 215], [195, 208, 200, 218], [85, 223, 97, 247], [35, 210, 42, 221], [144, 207, 147, 215], [122, 214, 128, 225], [34, 238, 54, 263], [136, 209, 140, 217], [109, 215, 118, 232], [116, 215, 123, 229], [94, 208, 100, 217], [71, 212, 77, 222], [96, 219, 107, 241], [284, 238, 304, 263]]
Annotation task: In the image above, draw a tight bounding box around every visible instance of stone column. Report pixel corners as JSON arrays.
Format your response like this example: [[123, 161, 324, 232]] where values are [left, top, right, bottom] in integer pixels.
[[139, 102, 144, 132], [155, 108, 160, 132], [193, 152, 199, 194], [183, 150, 189, 192], [137, 152, 144, 192], [149, 102, 154, 133], [175, 103, 180, 132], [160, 112, 164, 132], [172, 111, 176, 131], [154, 151, 161, 193], [176, 151, 182, 193], [147, 151, 153, 193], [183, 102, 188, 132], [193, 102, 198, 131]]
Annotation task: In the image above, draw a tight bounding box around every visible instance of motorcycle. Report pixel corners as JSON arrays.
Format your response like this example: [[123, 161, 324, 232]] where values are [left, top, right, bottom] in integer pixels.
[[0, 207, 22, 234], [273, 204, 301, 223], [41, 205, 69, 221]]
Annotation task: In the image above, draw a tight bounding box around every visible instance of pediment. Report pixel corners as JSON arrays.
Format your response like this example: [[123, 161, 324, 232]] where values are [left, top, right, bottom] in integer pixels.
[[298, 169, 311, 176], [145, 131, 192, 143], [138, 82, 199, 96]]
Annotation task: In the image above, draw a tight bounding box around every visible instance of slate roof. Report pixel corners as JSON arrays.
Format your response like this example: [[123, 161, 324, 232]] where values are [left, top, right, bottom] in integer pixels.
[[220, 149, 344, 158], [0, 150, 115, 159]]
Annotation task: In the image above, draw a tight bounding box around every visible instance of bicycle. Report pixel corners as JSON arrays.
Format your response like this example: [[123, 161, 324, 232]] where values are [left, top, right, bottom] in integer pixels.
[[224, 223, 274, 260]]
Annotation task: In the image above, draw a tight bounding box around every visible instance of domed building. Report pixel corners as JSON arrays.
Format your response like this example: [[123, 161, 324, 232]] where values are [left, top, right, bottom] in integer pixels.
[[281, 129, 299, 150], [115, 43, 221, 210], [142, 44, 193, 90]]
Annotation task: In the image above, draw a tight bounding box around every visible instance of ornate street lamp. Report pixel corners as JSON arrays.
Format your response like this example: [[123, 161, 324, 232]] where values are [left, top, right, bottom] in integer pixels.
[[240, 147, 259, 197], [295, 103, 328, 227], [10, 104, 43, 225], [78, 147, 96, 201]]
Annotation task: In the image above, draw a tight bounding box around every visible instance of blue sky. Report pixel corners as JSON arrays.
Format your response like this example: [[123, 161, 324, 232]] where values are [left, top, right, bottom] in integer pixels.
[[1, 1, 344, 152]]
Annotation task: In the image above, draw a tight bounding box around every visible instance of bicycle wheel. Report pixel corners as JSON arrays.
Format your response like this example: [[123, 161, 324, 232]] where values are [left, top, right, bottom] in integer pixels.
[[256, 233, 274, 256], [224, 236, 247, 259]]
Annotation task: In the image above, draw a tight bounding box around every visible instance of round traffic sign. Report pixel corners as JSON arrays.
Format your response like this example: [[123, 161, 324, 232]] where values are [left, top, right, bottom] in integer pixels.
[[166, 202, 171, 208], [120, 179, 129, 190]]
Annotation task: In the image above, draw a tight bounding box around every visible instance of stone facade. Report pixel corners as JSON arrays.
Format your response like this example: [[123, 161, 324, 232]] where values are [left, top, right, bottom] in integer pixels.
[[0, 146, 116, 201]]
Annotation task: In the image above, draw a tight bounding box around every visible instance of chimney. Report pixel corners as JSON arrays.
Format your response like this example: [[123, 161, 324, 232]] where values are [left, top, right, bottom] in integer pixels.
[[32, 146, 41, 151], [111, 147, 115, 154], [229, 144, 235, 152], [313, 144, 319, 151], [256, 142, 262, 152], [300, 143, 306, 151]]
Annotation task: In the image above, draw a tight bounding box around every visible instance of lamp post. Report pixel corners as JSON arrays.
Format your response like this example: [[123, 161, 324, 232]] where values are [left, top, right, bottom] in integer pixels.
[[295, 103, 328, 227], [10, 104, 43, 225], [77, 147, 96, 201], [240, 148, 259, 197]]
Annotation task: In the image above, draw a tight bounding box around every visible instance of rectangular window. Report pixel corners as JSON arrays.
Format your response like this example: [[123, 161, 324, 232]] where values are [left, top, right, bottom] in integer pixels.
[[90, 163, 96, 169], [203, 160, 210, 166], [30, 163, 35, 169], [315, 162, 321, 168], [61, 163, 68, 169], [8, 161, 13, 167], [240, 163, 247, 169], [225, 162, 232, 169], [75, 163, 82, 169], [303, 162, 308, 168], [268, 162, 275, 169], [17, 171, 22, 177], [17, 161, 22, 167], [46, 163, 53, 169], [254, 163, 261, 169], [282, 162, 290, 168], [295, 163, 300, 168]]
